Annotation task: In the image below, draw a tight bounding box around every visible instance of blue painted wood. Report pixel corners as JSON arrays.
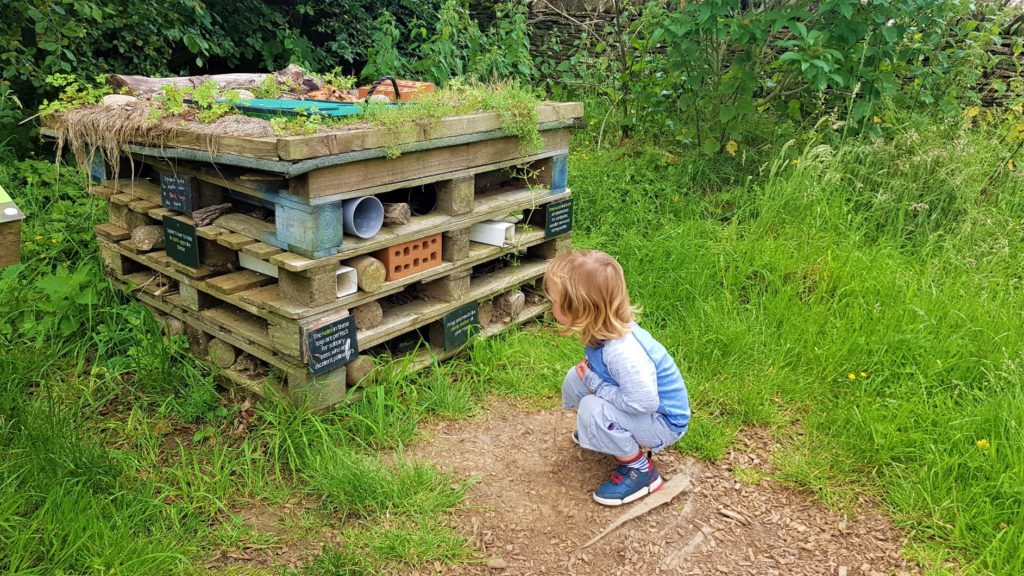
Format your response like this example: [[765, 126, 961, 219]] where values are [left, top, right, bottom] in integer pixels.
[[89, 150, 106, 183], [270, 202, 343, 259], [549, 153, 568, 193]]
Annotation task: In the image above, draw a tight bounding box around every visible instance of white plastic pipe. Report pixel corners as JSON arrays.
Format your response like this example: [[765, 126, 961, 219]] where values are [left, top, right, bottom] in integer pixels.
[[336, 265, 357, 297], [238, 252, 279, 278], [470, 220, 515, 247]]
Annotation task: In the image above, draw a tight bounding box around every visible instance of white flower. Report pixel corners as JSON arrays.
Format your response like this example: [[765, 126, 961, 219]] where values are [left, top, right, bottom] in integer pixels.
[[886, 19, 896, 27]]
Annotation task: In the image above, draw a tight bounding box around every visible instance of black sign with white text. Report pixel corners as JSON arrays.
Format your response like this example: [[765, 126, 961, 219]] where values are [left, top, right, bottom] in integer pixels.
[[303, 314, 358, 375], [160, 173, 195, 213], [163, 215, 200, 268], [544, 197, 573, 239], [441, 302, 479, 350]]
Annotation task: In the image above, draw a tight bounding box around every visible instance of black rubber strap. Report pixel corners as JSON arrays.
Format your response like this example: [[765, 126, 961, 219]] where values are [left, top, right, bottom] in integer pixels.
[[363, 76, 401, 103]]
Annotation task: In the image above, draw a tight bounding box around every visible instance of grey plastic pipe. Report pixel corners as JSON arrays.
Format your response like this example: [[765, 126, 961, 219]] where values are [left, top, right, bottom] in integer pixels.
[[342, 196, 385, 239]]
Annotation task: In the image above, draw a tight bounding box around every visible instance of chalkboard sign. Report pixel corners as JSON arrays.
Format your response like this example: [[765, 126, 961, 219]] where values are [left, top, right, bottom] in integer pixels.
[[303, 313, 358, 375], [441, 302, 479, 350], [163, 215, 200, 268], [160, 173, 195, 213], [544, 197, 573, 239]]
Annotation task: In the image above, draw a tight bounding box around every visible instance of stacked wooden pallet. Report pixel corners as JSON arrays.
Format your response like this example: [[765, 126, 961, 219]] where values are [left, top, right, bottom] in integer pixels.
[[67, 101, 582, 408]]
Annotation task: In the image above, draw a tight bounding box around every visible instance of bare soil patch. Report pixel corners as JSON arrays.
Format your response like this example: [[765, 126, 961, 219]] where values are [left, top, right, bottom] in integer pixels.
[[410, 400, 918, 576]]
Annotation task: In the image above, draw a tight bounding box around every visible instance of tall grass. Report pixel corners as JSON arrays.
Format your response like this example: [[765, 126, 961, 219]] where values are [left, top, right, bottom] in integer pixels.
[[2, 104, 1022, 574], [562, 110, 1023, 573]]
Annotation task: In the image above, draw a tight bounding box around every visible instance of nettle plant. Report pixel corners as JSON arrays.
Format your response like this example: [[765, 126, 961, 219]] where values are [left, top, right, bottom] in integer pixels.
[[656, 0, 966, 151], [540, 0, 975, 150]]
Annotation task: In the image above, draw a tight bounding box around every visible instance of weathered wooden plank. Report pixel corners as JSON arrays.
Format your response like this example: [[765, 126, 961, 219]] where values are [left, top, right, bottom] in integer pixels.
[[164, 131, 281, 161], [95, 223, 130, 242], [217, 232, 258, 250], [109, 192, 135, 206], [196, 225, 228, 240], [277, 102, 583, 160], [241, 241, 284, 260], [147, 207, 177, 220], [106, 179, 162, 204], [294, 129, 571, 198], [206, 270, 275, 295], [128, 199, 161, 213], [89, 185, 117, 199], [212, 213, 276, 245]]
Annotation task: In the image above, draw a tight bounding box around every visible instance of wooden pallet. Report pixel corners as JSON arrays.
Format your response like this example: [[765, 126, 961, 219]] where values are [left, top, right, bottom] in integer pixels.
[[94, 186, 573, 311], [113, 265, 553, 408], [101, 141, 569, 259]]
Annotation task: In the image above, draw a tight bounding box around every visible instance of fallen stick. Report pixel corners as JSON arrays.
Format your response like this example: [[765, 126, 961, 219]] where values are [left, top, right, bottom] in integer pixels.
[[718, 507, 750, 525], [583, 460, 699, 548]]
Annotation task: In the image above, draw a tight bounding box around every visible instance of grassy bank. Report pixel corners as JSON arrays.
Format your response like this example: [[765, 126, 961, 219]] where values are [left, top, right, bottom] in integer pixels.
[[1, 107, 1022, 574]]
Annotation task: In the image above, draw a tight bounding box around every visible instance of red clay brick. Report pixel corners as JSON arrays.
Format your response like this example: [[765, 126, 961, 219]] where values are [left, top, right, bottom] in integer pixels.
[[358, 80, 435, 102], [375, 233, 442, 281]]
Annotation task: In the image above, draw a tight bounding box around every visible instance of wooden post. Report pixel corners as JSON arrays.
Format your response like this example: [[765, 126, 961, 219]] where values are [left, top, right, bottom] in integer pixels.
[[437, 176, 474, 215], [441, 228, 470, 262], [130, 225, 165, 251], [279, 264, 338, 307]]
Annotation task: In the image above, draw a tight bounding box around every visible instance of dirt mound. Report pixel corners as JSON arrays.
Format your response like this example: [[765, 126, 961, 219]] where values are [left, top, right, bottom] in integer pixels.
[[410, 401, 917, 576]]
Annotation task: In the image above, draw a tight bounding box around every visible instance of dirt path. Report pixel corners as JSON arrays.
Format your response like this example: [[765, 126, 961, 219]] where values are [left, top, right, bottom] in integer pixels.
[[410, 401, 918, 576]]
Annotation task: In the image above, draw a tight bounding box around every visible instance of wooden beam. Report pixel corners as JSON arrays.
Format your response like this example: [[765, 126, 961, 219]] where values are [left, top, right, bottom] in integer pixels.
[[277, 102, 583, 160], [293, 129, 571, 198]]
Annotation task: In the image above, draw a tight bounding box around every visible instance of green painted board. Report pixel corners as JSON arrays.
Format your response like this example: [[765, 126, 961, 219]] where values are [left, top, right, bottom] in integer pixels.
[[0, 184, 12, 204]]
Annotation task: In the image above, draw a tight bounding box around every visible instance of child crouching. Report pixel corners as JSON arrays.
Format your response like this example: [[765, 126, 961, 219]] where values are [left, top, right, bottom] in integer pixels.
[[544, 249, 690, 506]]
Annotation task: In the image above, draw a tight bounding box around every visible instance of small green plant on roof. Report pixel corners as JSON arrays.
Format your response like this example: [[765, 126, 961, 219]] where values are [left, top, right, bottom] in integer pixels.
[[191, 80, 241, 123], [270, 110, 325, 136], [253, 75, 285, 99], [38, 74, 112, 116], [317, 68, 357, 91], [147, 80, 240, 124], [335, 79, 543, 157]]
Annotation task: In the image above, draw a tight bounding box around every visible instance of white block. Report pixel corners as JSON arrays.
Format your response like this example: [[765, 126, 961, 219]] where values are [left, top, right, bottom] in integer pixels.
[[238, 252, 279, 278], [336, 265, 357, 297], [470, 220, 515, 247]]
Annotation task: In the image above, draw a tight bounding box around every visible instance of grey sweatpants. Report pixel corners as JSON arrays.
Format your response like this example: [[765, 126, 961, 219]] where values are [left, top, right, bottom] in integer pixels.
[[561, 368, 685, 457]]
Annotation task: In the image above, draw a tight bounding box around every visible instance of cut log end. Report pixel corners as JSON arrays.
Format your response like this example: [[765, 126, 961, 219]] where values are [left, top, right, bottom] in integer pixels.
[[353, 301, 384, 331], [494, 290, 525, 322], [349, 255, 386, 292], [207, 338, 238, 369], [130, 225, 165, 251], [382, 202, 412, 226], [345, 356, 376, 387]]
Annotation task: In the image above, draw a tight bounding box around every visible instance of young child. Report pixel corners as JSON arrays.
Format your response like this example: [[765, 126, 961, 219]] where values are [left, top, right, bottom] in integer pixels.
[[544, 249, 690, 506]]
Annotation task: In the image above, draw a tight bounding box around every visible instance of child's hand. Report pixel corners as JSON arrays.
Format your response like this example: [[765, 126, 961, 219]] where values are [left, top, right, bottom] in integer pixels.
[[575, 358, 589, 380]]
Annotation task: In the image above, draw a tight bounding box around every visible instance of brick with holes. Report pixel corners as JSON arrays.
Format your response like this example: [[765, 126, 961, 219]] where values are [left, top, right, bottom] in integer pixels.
[[374, 233, 443, 281]]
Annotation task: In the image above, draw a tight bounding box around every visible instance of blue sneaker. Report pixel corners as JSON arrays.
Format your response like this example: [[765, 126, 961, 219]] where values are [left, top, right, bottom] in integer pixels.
[[593, 462, 663, 506]]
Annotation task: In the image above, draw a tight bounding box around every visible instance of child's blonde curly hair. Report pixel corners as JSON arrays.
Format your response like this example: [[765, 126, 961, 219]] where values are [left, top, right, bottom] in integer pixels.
[[543, 249, 637, 347]]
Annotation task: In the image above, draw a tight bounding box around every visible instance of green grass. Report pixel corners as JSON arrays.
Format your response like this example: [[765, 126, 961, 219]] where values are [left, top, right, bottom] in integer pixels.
[[1, 105, 1022, 574]]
